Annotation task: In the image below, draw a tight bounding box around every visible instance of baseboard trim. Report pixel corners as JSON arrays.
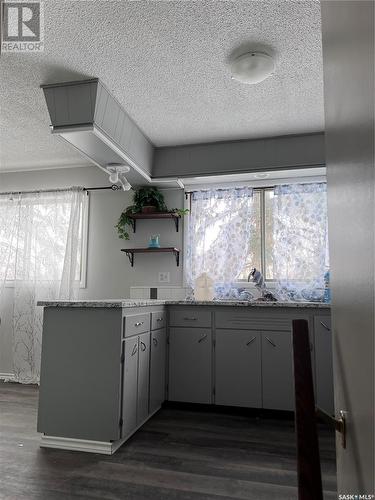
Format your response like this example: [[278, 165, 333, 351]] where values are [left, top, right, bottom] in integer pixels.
[[40, 406, 162, 455], [0, 372, 15, 382], [40, 435, 125, 455]]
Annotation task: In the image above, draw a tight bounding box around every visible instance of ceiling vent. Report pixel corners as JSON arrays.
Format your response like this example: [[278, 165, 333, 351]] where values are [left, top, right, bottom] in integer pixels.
[[41, 79, 154, 186]]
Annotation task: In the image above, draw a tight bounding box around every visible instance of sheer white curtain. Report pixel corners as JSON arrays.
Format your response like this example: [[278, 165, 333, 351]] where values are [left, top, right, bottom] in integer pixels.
[[185, 187, 255, 297], [0, 188, 86, 383], [272, 183, 329, 301]]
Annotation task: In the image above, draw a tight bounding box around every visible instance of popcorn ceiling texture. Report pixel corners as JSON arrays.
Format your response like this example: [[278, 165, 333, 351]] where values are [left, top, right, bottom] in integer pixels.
[[0, 0, 323, 172]]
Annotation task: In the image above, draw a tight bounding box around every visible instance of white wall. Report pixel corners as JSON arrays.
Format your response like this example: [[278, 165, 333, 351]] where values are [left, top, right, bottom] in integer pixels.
[[321, 0, 374, 493], [0, 166, 184, 374]]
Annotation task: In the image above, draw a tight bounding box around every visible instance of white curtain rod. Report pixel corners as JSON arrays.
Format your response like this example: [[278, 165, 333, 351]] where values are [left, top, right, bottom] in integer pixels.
[[0, 185, 123, 196]]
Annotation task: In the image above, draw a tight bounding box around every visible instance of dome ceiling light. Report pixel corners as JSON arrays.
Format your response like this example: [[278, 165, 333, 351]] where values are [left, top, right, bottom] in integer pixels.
[[230, 51, 275, 85]]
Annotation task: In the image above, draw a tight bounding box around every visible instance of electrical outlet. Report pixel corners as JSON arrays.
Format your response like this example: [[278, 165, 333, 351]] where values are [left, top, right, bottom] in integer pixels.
[[158, 272, 170, 283]]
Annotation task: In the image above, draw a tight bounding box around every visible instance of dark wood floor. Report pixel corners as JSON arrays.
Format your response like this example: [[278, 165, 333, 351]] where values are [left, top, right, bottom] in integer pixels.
[[0, 382, 337, 499]]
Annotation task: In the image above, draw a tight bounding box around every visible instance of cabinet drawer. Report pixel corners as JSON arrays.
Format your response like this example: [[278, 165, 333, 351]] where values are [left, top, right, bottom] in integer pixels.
[[169, 308, 212, 328], [215, 310, 295, 331], [123, 313, 150, 337], [151, 310, 166, 331]]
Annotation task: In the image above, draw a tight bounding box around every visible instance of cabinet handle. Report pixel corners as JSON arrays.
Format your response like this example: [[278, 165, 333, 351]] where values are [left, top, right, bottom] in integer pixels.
[[153, 338, 158, 346], [131, 343, 138, 356], [184, 317, 197, 321], [134, 321, 144, 327], [265, 336, 276, 347], [198, 334, 207, 343], [156, 317, 163, 322], [246, 337, 256, 346], [320, 321, 331, 332], [141, 341, 147, 352]]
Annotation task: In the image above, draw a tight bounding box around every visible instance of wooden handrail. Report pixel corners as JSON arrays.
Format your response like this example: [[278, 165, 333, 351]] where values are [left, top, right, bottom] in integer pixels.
[[292, 319, 323, 500]]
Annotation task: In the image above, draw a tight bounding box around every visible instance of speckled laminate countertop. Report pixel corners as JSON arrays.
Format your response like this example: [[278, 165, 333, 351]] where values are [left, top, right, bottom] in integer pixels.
[[37, 299, 330, 309]]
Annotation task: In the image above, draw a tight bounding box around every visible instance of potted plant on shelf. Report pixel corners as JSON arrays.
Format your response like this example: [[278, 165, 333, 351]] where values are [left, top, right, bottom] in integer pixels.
[[115, 186, 189, 240], [134, 186, 168, 214]]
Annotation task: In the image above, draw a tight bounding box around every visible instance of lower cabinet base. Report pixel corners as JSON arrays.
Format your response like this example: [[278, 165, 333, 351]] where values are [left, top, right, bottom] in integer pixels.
[[40, 406, 162, 455], [40, 434, 127, 455]]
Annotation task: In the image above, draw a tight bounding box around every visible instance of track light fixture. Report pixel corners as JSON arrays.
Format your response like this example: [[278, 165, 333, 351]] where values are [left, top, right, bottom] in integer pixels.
[[106, 163, 132, 191]]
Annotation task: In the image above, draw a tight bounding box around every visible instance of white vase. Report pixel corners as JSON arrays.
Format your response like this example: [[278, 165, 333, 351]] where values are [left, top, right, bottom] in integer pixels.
[[194, 273, 215, 301]]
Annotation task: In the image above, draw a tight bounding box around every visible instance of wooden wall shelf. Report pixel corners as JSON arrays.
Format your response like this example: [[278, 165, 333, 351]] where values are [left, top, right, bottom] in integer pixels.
[[121, 247, 180, 267], [128, 212, 181, 233]]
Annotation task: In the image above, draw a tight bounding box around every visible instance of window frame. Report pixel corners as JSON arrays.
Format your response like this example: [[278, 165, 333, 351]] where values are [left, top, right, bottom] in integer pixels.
[[183, 185, 275, 288], [3, 192, 89, 289], [183, 177, 327, 288], [235, 186, 276, 285]]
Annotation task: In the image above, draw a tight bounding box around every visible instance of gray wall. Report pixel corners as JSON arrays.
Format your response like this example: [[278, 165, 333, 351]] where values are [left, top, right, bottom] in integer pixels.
[[321, 0, 374, 493], [0, 166, 184, 374], [154, 132, 325, 178]]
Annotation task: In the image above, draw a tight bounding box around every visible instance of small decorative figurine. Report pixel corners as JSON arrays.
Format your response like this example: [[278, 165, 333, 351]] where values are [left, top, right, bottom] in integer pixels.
[[148, 234, 160, 248]]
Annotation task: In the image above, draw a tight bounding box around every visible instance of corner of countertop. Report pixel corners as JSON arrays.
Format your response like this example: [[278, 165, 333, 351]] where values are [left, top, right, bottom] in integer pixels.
[[37, 299, 330, 309]]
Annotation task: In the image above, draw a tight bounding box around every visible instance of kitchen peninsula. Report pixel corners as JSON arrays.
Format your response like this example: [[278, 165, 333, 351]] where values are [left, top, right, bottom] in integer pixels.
[[37, 299, 331, 454]]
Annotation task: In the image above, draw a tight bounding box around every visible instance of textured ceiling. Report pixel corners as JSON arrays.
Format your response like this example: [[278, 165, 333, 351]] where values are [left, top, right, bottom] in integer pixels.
[[0, 0, 324, 172]]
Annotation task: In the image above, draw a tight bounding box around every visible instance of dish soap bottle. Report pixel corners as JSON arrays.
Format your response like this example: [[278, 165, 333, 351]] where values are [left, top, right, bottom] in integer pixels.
[[323, 270, 331, 303]]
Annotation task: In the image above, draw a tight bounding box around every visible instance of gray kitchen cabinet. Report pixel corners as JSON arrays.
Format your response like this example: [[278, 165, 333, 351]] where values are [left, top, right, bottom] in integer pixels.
[[137, 332, 151, 425], [168, 327, 212, 404], [149, 328, 167, 415], [122, 336, 139, 437], [261, 331, 294, 411], [314, 316, 334, 414], [38, 307, 123, 442], [38, 303, 331, 455], [215, 330, 262, 408]]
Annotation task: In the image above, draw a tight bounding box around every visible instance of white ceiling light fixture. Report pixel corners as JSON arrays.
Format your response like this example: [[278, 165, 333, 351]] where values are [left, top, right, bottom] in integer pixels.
[[230, 52, 275, 85], [253, 172, 270, 179], [106, 163, 132, 191]]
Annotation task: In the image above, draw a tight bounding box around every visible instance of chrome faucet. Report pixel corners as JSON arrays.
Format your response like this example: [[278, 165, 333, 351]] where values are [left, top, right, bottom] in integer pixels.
[[248, 268, 277, 302]]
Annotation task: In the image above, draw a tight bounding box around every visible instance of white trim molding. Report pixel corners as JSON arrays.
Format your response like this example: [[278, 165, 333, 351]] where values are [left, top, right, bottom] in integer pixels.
[[0, 372, 15, 382], [40, 407, 162, 455], [40, 434, 127, 455]]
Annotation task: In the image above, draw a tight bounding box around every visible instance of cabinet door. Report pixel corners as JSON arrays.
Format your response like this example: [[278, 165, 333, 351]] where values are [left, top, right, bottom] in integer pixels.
[[314, 316, 334, 414], [262, 331, 294, 411], [215, 330, 261, 408], [137, 332, 151, 425], [149, 328, 167, 414], [122, 337, 139, 437], [169, 328, 212, 404]]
